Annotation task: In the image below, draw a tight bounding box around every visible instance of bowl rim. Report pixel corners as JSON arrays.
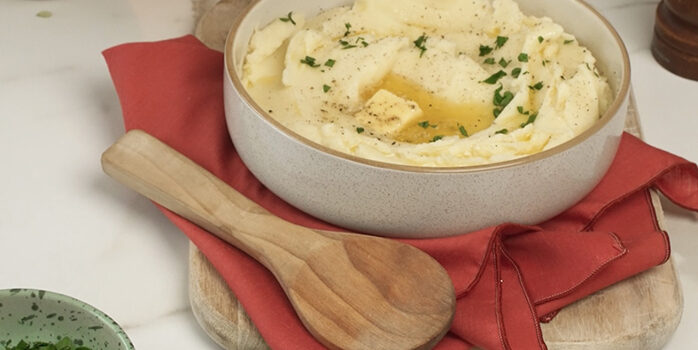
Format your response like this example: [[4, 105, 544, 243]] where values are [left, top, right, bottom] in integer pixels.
[[225, 0, 631, 174], [0, 288, 135, 349]]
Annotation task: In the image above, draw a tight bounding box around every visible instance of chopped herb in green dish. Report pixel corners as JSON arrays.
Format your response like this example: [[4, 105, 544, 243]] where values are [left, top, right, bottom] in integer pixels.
[[2, 337, 92, 350], [279, 12, 296, 25]]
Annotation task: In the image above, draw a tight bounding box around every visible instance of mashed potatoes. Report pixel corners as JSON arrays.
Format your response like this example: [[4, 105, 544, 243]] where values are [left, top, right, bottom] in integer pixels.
[[241, 0, 613, 167]]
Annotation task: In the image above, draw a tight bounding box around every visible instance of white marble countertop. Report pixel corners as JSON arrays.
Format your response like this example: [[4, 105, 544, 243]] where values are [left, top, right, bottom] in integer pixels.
[[1, 0, 696, 348]]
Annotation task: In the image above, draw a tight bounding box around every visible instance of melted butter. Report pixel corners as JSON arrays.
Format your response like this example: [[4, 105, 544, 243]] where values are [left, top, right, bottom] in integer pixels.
[[371, 74, 494, 143]]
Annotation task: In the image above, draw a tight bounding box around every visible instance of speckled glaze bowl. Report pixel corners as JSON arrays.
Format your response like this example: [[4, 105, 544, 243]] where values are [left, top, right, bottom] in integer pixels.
[[223, 0, 631, 238], [0, 289, 133, 350]]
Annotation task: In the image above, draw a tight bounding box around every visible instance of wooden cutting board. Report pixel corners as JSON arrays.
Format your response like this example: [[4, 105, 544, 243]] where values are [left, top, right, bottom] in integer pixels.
[[188, 2, 683, 349]]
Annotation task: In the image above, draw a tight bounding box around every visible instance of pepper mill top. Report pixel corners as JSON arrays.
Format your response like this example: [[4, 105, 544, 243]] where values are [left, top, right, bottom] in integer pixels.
[[652, 0, 698, 81]]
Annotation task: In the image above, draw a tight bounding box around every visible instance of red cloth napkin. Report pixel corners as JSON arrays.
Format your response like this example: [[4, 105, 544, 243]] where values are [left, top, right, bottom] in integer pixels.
[[103, 36, 698, 350]]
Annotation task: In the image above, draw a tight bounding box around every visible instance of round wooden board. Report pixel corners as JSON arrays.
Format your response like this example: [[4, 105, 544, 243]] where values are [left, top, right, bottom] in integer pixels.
[[189, 192, 683, 350], [189, 199, 683, 350], [189, 1, 683, 348]]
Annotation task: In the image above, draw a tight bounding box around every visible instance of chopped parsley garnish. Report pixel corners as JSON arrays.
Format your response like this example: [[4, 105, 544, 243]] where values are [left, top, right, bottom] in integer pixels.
[[499, 58, 511, 68], [344, 23, 352, 37], [538, 36, 544, 43], [459, 125, 469, 137], [495, 36, 509, 49], [492, 85, 514, 118], [564, 39, 575, 44], [511, 67, 522, 78], [518, 53, 529, 62], [3, 337, 92, 350], [517, 106, 530, 115], [323, 84, 331, 93], [356, 127, 365, 134], [520, 112, 539, 128], [484, 57, 496, 65], [479, 45, 493, 56], [355, 37, 368, 47], [300, 56, 320, 67], [586, 63, 600, 77], [19, 315, 36, 324], [493, 85, 514, 108], [339, 40, 357, 49], [482, 70, 507, 84], [353, 36, 368, 47], [431, 135, 444, 142], [529, 81, 544, 90], [324, 59, 336, 67], [495, 129, 509, 135], [414, 34, 428, 57], [279, 12, 296, 25], [418, 121, 437, 129], [542, 59, 550, 66]]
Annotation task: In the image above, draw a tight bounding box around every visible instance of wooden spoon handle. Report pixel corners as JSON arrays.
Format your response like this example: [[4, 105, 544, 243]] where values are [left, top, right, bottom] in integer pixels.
[[100, 129, 316, 268]]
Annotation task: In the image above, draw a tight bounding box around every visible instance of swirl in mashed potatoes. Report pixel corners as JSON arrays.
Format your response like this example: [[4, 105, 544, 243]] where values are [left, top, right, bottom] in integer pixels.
[[241, 0, 613, 167]]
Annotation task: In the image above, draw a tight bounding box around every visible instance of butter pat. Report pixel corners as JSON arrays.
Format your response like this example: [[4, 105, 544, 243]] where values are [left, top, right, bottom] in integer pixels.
[[355, 89, 423, 137]]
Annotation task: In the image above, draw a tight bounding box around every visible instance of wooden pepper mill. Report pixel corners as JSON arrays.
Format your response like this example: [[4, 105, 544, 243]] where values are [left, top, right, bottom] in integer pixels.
[[652, 0, 698, 80]]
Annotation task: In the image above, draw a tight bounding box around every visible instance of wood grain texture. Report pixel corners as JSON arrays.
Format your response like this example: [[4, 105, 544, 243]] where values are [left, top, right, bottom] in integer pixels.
[[102, 130, 455, 350], [188, 1, 682, 349], [652, 0, 698, 81], [194, 0, 252, 51]]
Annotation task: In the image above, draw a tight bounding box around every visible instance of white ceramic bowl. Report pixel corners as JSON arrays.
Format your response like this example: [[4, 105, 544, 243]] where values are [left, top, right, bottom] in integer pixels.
[[224, 0, 631, 238]]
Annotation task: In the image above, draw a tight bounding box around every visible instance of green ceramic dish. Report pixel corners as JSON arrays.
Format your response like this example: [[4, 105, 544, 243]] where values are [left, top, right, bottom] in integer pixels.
[[0, 289, 134, 350]]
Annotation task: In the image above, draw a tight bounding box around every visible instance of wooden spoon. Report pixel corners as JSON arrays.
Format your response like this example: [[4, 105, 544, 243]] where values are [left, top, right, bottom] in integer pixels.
[[101, 130, 455, 350]]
